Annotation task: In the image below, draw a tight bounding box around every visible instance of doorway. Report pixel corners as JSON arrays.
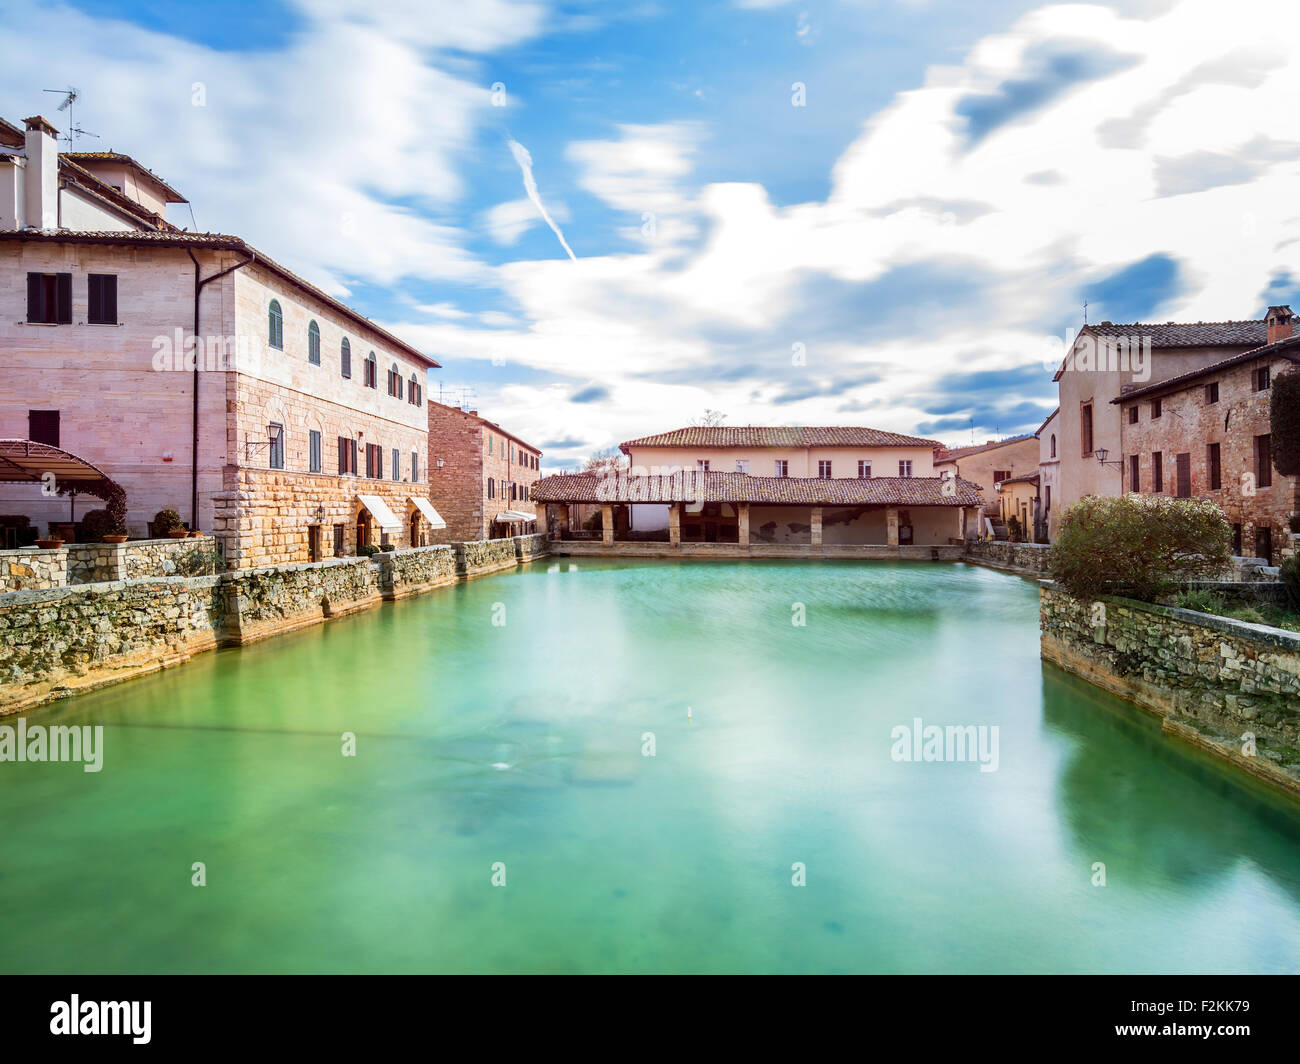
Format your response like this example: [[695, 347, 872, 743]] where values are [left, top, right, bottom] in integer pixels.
[[308, 524, 321, 563]]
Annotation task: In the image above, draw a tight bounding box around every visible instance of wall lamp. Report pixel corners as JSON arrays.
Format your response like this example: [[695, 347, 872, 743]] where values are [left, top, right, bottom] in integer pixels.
[[244, 423, 283, 462], [1093, 447, 1124, 470]]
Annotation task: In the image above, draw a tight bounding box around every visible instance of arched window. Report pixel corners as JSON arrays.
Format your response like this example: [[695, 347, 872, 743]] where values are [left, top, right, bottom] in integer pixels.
[[268, 300, 283, 350], [365, 351, 377, 389], [1050, 434, 1057, 458], [307, 320, 321, 365], [388, 364, 403, 400], [409, 373, 421, 406], [340, 338, 351, 379]]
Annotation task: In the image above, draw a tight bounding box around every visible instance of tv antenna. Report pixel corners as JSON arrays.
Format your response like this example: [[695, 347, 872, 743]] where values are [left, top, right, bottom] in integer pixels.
[[42, 87, 96, 148]]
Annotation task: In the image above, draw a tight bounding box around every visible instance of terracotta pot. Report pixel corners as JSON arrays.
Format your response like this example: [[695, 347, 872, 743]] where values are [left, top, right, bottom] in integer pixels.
[[167, 529, 188, 539], [104, 534, 129, 544], [35, 538, 64, 550], [188, 530, 204, 538]]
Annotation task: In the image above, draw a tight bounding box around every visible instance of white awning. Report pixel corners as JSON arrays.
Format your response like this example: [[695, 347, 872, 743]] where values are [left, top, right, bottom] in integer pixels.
[[409, 496, 446, 529], [494, 510, 536, 523], [356, 494, 401, 531]]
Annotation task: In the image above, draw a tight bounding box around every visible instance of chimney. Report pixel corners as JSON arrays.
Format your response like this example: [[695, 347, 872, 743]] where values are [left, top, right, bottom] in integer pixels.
[[1266, 305, 1293, 345], [22, 115, 59, 229]]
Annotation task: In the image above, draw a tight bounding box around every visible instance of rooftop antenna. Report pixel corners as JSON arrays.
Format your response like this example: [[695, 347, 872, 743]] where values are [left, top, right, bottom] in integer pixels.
[[42, 87, 95, 148], [1083, 300, 1088, 326]]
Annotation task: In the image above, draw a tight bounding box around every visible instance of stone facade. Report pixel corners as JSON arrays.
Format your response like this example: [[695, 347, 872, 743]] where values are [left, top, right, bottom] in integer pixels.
[[427, 402, 541, 542], [1040, 583, 1300, 796], [1117, 354, 1298, 566]]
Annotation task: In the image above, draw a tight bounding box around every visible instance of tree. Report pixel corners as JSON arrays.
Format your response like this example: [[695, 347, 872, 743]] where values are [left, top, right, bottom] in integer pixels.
[[583, 447, 627, 477], [690, 409, 727, 427], [1049, 494, 1232, 602]]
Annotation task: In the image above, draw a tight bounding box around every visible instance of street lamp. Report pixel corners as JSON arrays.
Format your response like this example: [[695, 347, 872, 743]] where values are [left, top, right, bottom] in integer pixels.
[[1093, 447, 1123, 469], [244, 423, 283, 464]]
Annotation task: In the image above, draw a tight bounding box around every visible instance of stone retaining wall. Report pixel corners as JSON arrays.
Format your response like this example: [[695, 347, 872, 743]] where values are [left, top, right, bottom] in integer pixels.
[[963, 540, 1052, 574], [455, 537, 524, 577], [121, 538, 217, 580], [220, 556, 382, 645], [1040, 582, 1300, 797], [0, 548, 66, 591], [378, 545, 459, 599]]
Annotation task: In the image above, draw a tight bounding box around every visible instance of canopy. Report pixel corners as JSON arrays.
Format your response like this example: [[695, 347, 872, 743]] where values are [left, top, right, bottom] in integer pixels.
[[494, 510, 536, 523], [409, 496, 446, 529], [0, 439, 115, 488], [356, 494, 401, 531]]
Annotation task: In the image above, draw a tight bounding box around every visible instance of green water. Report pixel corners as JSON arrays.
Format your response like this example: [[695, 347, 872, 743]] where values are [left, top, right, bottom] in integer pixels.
[[2, 559, 1299, 974]]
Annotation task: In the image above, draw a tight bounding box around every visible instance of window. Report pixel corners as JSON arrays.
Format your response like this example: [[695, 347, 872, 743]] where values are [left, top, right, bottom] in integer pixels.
[[1127, 406, 1138, 425], [307, 321, 320, 365], [858, 460, 872, 478], [1151, 398, 1162, 419], [409, 374, 421, 406], [488, 478, 495, 499], [388, 364, 403, 399], [488, 436, 493, 455], [1231, 523, 1242, 555], [736, 460, 749, 473], [1128, 454, 1139, 491], [993, 469, 1010, 483], [1175, 452, 1191, 498], [87, 274, 118, 325], [392, 448, 400, 481], [411, 452, 419, 482], [26, 272, 71, 324], [309, 430, 322, 473], [774, 459, 788, 477], [818, 461, 832, 478], [333, 523, 345, 556], [697, 459, 710, 471], [366, 443, 383, 479], [899, 460, 913, 477], [1258, 526, 1273, 567], [1207, 442, 1221, 490], [1256, 434, 1273, 488], [28, 410, 59, 447], [511, 482, 518, 501], [1050, 434, 1056, 458], [1253, 365, 1271, 391], [365, 352, 377, 388], [268, 300, 283, 349], [1080, 402, 1094, 456], [341, 338, 352, 378], [268, 423, 285, 469], [337, 436, 357, 475], [1152, 451, 1163, 493], [1205, 382, 1219, 404]]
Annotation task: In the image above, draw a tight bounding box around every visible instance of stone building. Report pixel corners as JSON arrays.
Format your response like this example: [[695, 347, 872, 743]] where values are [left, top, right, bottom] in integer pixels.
[[1036, 408, 1060, 542], [0, 115, 442, 569], [933, 433, 1040, 540], [1113, 306, 1300, 565], [426, 402, 542, 542], [1051, 317, 1267, 540]]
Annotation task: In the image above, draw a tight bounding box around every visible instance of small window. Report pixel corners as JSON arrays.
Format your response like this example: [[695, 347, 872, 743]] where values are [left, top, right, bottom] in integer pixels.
[[818, 461, 832, 478], [26, 272, 71, 324], [858, 460, 872, 478], [308, 320, 321, 365], [365, 352, 377, 389], [341, 338, 352, 378], [1152, 451, 1163, 493], [1175, 452, 1191, 498], [409, 374, 421, 406], [268, 423, 285, 469], [1080, 402, 1094, 456], [774, 459, 788, 477], [1253, 365, 1271, 391], [488, 436, 493, 456], [309, 430, 322, 473], [1128, 454, 1139, 492], [1256, 434, 1273, 488], [28, 409, 59, 447], [1151, 398, 1162, 419], [338, 436, 357, 475], [411, 452, 419, 482], [1050, 434, 1056, 458], [392, 448, 401, 481], [87, 274, 118, 325], [993, 469, 1010, 483], [1127, 406, 1138, 425], [1205, 382, 1219, 404], [333, 523, 345, 555], [365, 443, 382, 479], [488, 478, 495, 499], [510, 445, 515, 463], [697, 459, 710, 471], [268, 300, 283, 349], [1207, 442, 1221, 490], [899, 460, 913, 477]]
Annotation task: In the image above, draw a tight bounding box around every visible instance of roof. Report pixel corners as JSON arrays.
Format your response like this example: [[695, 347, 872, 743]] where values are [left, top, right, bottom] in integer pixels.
[[0, 229, 439, 367], [428, 402, 540, 454], [0, 439, 115, 488], [62, 150, 187, 203], [1080, 319, 1267, 348], [1035, 407, 1059, 436], [1111, 333, 1300, 403], [531, 470, 985, 508], [619, 425, 942, 453], [934, 433, 1037, 464], [0, 116, 23, 149], [57, 156, 177, 231], [999, 472, 1040, 486]]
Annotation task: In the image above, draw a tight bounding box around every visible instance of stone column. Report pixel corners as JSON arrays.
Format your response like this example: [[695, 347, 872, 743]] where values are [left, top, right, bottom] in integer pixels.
[[886, 507, 900, 546], [738, 503, 750, 546], [810, 506, 823, 546], [601, 503, 614, 546], [668, 502, 681, 546]]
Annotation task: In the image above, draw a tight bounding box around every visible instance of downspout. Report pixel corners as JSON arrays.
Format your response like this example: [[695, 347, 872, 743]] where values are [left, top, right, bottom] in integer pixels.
[[187, 247, 256, 529]]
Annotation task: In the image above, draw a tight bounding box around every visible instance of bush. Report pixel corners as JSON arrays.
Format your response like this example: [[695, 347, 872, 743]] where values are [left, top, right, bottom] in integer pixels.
[[1224, 605, 1266, 625], [1281, 555, 1300, 611], [358, 543, 380, 557], [1049, 494, 1232, 602], [1175, 588, 1223, 614], [153, 508, 183, 536], [79, 508, 125, 541], [378, 543, 395, 553]]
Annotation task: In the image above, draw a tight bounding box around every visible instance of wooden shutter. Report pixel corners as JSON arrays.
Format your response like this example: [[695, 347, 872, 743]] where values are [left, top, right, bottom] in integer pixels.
[[28, 410, 59, 447], [1175, 453, 1191, 498], [26, 272, 42, 323], [56, 273, 72, 324]]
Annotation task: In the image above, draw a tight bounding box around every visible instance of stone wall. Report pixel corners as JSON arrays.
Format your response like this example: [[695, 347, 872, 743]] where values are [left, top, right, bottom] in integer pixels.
[[514, 533, 548, 562], [220, 556, 381, 645], [963, 540, 1052, 574], [120, 538, 219, 580], [64, 543, 124, 585], [0, 547, 66, 591], [1040, 582, 1300, 796], [454, 536, 523, 577], [378, 545, 458, 599]]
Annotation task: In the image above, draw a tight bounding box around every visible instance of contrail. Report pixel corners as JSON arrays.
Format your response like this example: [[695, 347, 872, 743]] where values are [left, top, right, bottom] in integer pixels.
[[507, 137, 577, 261]]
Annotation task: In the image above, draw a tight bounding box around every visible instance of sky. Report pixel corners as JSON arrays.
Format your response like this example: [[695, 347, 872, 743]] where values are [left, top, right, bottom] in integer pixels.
[[4, 0, 1300, 469]]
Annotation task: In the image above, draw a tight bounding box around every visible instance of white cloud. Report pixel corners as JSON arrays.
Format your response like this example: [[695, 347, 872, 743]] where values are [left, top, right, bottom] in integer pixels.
[[507, 137, 578, 260]]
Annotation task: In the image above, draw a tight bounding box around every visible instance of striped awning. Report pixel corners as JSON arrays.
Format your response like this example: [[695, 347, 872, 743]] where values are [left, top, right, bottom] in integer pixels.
[[494, 510, 536, 523], [409, 496, 446, 529], [356, 494, 401, 530]]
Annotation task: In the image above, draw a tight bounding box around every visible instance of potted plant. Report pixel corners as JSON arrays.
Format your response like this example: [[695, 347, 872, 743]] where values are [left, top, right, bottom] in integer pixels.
[[80, 508, 128, 544], [153, 508, 186, 539], [34, 536, 64, 550]]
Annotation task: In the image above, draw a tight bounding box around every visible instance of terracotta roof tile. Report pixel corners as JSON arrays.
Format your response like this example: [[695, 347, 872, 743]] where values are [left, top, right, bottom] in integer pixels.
[[620, 425, 942, 451], [1082, 319, 1266, 347], [1112, 334, 1300, 403]]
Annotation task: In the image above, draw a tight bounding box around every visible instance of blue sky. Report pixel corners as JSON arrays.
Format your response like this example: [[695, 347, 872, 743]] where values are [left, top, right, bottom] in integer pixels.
[[5, 0, 1300, 468]]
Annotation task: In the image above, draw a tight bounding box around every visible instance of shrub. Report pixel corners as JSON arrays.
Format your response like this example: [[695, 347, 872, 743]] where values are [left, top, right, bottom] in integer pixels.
[[1224, 605, 1266, 625], [378, 543, 395, 553], [153, 508, 183, 536], [1281, 555, 1300, 611], [1175, 588, 1222, 614], [358, 543, 380, 557], [1049, 494, 1232, 602], [79, 508, 125, 541]]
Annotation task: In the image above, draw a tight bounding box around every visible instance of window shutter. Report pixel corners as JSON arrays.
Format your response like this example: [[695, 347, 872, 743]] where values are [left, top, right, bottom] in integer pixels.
[[56, 273, 72, 324], [104, 276, 118, 325], [338, 436, 347, 474], [26, 273, 42, 323], [87, 276, 102, 324]]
